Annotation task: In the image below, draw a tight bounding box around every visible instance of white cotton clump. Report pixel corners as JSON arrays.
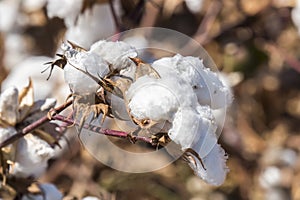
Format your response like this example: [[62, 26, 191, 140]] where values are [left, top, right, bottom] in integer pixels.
[[22, 0, 46, 12], [126, 75, 197, 121], [188, 143, 229, 186], [11, 134, 55, 178], [22, 183, 63, 200], [90, 40, 138, 70], [169, 106, 216, 153], [259, 166, 282, 188], [0, 0, 20, 32], [292, 0, 300, 35], [126, 77, 179, 121], [152, 54, 232, 109], [185, 0, 204, 13], [65, 4, 117, 48], [46, 0, 83, 27], [63, 50, 109, 94], [0, 87, 19, 125], [62, 40, 137, 94], [82, 197, 101, 200]]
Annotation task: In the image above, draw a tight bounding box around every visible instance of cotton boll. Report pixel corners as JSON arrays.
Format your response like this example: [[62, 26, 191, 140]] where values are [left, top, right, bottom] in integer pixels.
[[82, 197, 101, 200], [0, 0, 20, 32], [22, 0, 46, 12], [22, 183, 63, 200], [11, 134, 55, 178], [46, 0, 83, 27], [90, 40, 138, 70], [185, 0, 204, 13], [65, 4, 118, 48], [169, 105, 216, 153], [152, 54, 232, 109], [63, 51, 109, 94], [126, 76, 179, 121], [126, 75, 197, 121], [0, 87, 19, 125], [259, 166, 282, 188], [188, 143, 229, 186], [168, 107, 203, 149]]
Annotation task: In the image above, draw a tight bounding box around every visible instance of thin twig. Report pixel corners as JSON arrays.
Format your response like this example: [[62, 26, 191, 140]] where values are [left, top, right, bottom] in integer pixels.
[[0, 100, 73, 148], [52, 114, 153, 144]]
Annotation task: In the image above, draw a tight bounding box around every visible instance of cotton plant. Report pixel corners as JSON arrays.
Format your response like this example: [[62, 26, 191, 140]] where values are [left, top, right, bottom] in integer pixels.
[[0, 80, 63, 198], [44, 39, 232, 186]]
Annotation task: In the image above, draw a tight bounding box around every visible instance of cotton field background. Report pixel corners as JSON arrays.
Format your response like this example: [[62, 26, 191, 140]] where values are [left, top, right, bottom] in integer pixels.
[[1, 0, 300, 200]]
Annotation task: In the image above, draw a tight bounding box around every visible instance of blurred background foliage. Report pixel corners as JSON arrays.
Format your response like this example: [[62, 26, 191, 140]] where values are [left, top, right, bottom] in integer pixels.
[[0, 0, 300, 199]]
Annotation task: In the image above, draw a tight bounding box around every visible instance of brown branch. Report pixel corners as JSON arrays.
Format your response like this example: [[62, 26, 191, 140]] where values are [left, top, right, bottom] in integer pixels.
[[52, 114, 153, 144], [0, 100, 73, 148]]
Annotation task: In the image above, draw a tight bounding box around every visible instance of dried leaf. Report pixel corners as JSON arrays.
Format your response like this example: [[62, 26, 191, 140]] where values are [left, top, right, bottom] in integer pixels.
[[18, 79, 34, 122], [129, 57, 161, 80]]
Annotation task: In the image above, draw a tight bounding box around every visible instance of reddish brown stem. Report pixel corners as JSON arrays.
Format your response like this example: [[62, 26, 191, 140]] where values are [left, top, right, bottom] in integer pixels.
[[52, 114, 153, 144], [0, 100, 73, 148]]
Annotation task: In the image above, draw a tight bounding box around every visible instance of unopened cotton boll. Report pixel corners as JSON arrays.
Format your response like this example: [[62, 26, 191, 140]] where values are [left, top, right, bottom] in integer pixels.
[[11, 134, 55, 178], [188, 143, 228, 186], [90, 40, 138, 70], [152, 54, 232, 109]]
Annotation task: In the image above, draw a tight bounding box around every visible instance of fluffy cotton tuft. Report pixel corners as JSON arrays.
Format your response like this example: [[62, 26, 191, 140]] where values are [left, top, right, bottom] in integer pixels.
[[62, 43, 109, 94], [90, 40, 138, 70], [188, 143, 229, 186], [11, 134, 55, 178], [126, 75, 197, 121], [46, 0, 83, 27], [62, 40, 138, 95], [65, 4, 118, 47], [152, 54, 232, 109], [169, 106, 216, 152]]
